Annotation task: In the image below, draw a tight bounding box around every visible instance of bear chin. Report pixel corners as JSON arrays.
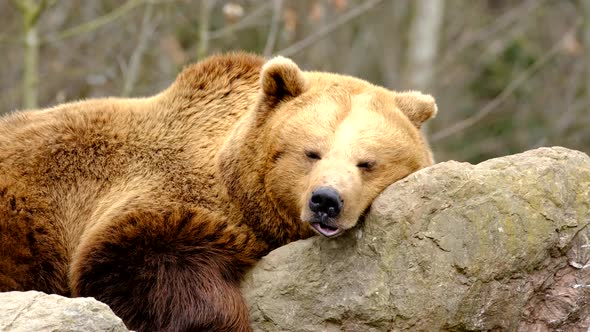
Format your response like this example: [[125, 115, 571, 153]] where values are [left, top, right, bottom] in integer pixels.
[[304, 212, 346, 237], [308, 208, 372, 238]]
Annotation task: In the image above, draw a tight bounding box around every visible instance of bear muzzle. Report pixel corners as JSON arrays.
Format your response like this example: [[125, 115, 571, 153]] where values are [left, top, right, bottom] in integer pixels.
[[308, 187, 344, 237]]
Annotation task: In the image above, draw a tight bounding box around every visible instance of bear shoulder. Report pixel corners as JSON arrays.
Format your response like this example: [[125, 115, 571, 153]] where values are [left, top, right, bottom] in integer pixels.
[[170, 52, 265, 98]]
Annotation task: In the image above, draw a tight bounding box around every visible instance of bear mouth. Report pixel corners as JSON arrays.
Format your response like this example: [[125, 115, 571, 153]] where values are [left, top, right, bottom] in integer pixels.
[[310, 221, 343, 237]]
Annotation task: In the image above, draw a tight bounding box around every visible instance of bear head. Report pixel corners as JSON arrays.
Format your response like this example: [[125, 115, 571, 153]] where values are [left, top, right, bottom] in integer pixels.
[[218, 56, 437, 244]]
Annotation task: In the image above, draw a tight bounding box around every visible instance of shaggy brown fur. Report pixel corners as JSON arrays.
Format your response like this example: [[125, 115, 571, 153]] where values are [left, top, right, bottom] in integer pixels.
[[0, 52, 437, 331]]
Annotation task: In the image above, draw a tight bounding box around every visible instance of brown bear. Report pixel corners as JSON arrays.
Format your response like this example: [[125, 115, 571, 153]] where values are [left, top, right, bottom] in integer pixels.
[[0, 53, 437, 331]]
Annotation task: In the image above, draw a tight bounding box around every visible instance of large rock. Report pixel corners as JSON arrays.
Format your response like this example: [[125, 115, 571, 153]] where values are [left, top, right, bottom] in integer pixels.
[[242, 147, 590, 331], [0, 291, 129, 332]]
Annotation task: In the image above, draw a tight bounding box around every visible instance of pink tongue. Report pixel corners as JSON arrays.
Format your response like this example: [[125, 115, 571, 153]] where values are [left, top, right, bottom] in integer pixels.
[[312, 222, 340, 237]]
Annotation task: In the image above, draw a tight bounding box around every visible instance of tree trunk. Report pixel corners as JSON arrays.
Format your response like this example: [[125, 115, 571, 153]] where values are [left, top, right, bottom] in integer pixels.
[[405, 0, 445, 134], [581, 0, 590, 99], [197, 0, 214, 60], [406, 0, 445, 91], [23, 24, 39, 109], [13, 0, 49, 109]]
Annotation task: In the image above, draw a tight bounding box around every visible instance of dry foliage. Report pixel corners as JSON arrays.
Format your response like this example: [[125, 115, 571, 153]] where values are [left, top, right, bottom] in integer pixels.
[[0, 0, 587, 162]]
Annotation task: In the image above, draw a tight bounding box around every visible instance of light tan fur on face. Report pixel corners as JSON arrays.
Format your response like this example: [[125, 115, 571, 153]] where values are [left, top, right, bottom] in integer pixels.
[[259, 69, 437, 236]]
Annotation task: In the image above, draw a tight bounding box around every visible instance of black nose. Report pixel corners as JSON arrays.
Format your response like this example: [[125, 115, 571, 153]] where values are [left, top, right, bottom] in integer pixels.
[[309, 187, 343, 218]]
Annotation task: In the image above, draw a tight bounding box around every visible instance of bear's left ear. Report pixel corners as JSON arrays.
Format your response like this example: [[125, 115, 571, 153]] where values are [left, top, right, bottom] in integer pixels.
[[394, 91, 438, 128], [260, 56, 307, 105]]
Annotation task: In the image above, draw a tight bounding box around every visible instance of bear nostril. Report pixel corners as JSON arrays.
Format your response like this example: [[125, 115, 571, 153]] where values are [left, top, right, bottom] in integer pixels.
[[310, 194, 322, 205], [309, 187, 343, 218]]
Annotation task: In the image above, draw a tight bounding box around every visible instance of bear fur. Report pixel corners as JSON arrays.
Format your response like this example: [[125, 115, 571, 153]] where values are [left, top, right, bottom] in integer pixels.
[[0, 53, 437, 331]]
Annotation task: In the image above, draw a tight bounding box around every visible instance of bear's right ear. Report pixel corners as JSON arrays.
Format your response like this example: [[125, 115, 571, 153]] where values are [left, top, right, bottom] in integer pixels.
[[394, 91, 438, 128], [259, 56, 307, 106]]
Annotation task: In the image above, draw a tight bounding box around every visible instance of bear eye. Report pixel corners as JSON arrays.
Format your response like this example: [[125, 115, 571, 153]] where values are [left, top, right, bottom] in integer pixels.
[[357, 160, 375, 170], [305, 150, 321, 160]]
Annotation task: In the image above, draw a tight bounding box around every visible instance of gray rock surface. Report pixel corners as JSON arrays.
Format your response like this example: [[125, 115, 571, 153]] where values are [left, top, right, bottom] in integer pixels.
[[242, 147, 590, 331], [0, 291, 129, 332]]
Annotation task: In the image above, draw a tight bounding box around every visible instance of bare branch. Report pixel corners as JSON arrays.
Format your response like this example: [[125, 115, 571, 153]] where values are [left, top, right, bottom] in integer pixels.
[[263, 0, 283, 57], [431, 27, 575, 142], [208, 2, 272, 41], [121, 2, 157, 97], [275, 0, 385, 57], [12, 0, 52, 109], [582, 0, 590, 98], [406, 0, 445, 137], [48, 0, 145, 43], [22, 25, 39, 109], [11, 0, 53, 30], [438, 0, 542, 69], [28, 0, 51, 27], [196, 0, 214, 60], [11, 0, 28, 14], [406, 0, 445, 91], [555, 60, 584, 136]]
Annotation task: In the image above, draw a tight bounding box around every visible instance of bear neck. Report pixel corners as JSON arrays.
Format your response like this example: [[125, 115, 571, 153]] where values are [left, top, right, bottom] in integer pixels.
[[218, 115, 315, 253], [154, 53, 314, 253]]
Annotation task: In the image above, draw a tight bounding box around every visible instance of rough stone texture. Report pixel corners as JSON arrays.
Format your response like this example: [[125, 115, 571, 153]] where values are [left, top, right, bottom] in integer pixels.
[[242, 147, 590, 332], [0, 291, 129, 332]]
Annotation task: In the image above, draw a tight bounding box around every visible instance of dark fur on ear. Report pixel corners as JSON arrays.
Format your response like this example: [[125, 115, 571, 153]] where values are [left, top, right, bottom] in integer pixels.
[[395, 91, 438, 128], [260, 56, 307, 106]]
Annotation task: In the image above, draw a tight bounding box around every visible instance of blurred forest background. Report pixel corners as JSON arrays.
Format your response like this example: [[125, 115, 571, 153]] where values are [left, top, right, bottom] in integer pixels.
[[1, 0, 588, 163]]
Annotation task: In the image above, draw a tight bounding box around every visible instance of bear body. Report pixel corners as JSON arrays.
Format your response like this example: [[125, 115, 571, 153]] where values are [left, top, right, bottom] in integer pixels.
[[0, 53, 437, 331]]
